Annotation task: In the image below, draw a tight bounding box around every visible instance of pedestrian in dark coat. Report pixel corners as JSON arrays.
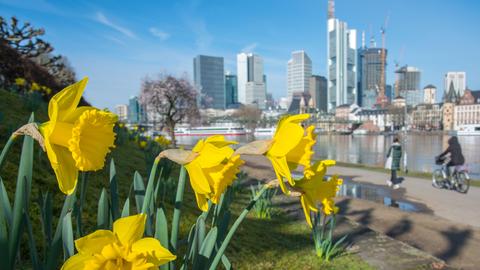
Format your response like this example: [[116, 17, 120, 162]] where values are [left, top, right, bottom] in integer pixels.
[[386, 137, 402, 188]]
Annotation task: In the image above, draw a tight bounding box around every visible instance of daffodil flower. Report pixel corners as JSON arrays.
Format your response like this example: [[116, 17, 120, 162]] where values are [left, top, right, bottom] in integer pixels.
[[39, 78, 117, 194], [295, 160, 342, 227], [61, 214, 176, 270], [265, 114, 316, 193], [184, 135, 244, 211]]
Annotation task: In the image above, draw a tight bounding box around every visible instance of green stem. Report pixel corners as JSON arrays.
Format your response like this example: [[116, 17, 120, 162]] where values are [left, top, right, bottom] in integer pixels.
[[0, 135, 17, 171], [209, 184, 270, 270], [170, 166, 186, 251]]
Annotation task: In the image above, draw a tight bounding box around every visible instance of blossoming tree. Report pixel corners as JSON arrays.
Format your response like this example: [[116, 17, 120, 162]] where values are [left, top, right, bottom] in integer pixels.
[[139, 75, 199, 147]]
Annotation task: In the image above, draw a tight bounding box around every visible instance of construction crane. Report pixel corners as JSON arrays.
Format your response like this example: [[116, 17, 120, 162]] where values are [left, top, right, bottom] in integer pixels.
[[376, 15, 390, 108]]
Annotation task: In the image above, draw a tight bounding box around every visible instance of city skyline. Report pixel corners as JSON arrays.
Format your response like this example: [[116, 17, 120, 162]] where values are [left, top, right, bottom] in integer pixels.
[[1, 0, 479, 110]]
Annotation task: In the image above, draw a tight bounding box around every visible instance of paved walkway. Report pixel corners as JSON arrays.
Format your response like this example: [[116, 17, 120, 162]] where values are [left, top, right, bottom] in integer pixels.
[[241, 155, 480, 270]]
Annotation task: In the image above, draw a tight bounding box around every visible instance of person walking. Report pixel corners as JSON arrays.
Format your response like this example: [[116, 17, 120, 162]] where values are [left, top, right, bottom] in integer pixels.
[[386, 137, 402, 189]]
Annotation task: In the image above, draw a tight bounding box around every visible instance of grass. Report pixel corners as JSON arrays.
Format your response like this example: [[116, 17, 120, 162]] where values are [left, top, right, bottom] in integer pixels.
[[0, 88, 375, 269], [335, 161, 480, 187]]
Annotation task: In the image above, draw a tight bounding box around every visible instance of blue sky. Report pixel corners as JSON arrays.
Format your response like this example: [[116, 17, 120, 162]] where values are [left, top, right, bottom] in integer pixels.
[[1, 0, 479, 109]]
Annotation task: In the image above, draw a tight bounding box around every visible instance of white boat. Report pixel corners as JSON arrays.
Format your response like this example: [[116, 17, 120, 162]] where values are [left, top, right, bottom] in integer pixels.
[[450, 124, 480, 136], [353, 129, 368, 135], [174, 126, 247, 136], [253, 127, 276, 136]]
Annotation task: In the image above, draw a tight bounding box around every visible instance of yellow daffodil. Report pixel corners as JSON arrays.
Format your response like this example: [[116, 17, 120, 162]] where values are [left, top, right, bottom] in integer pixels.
[[295, 160, 342, 227], [15, 77, 26, 86], [61, 214, 176, 270], [265, 114, 317, 193], [155, 135, 171, 147], [139, 141, 148, 149], [184, 135, 244, 211], [119, 123, 125, 128], [39, 78, 117, 194], [31, 82, 41, 92]]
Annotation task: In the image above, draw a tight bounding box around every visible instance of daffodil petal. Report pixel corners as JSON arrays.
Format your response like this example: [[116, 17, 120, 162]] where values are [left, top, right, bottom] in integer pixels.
[[75, 229, 116, 254], [300, 196, 313, 228], [50, 77, 88, 122], [50, 144, 78, 195], [61, 253, 91, 270], [131, 238, 176, 266], [194, 191, 209, 212], [185, 161, 212, 194], [63, 106, 95, 124], [113, 214, 146, 246], [267, 155, 294, 186]]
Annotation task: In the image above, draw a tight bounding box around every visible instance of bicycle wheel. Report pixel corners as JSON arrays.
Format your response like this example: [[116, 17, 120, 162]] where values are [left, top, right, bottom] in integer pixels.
[[432, 169, 446, 189], [455, 172, 470, 194]]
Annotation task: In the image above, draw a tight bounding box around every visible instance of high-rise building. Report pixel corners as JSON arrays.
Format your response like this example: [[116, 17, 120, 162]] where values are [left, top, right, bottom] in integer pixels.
[[287, 50, 312, 99], [128, 96, 146, 124], [115, 104, 128, 121], [225, 73, 238, 108], [237, 53, 266, 109], [357, 47, 387, 108], [444, 72, 466, 97], [423, 85, 436, 104], [193, 55, 225, 109], [396, 65, 422, 106], [327, 0, 357, 111], [309, 75, 328, 112]]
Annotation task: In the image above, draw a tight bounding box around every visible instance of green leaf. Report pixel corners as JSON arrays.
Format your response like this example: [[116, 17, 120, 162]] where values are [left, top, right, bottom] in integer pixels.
[[97, 188, 109, 229], [0, 177, 12, 228], [193, 227, 218, 270], [62, 212, 74, 260], [46, 192, 76, 270], [196, 216, 206, 252], [0, 208, 10, 269], [121, 197, 130, 218], [221, 254, 232, 270], [8, 113, 34, 269], [133, 171, 145, 213], [142, 160, 161, 214], [109, 159, 120, 221], [155, 208, 169, 270], [24, 210, 40, 270]]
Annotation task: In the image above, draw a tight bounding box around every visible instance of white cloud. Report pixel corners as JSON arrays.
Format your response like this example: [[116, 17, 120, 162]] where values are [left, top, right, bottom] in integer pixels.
[[149, 27, 170, 40], [95, 12, 136, 39], [241, 42, 258, 53], [104, 35, 126, 46]]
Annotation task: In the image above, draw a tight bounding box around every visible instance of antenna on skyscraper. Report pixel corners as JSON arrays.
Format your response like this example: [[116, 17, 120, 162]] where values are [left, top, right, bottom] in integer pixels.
[[328, 0, 335, 19], [362, 31, 366, 48]]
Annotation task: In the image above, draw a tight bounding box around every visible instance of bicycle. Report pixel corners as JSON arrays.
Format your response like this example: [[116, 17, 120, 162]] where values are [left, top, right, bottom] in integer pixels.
[[432, 157, 470, 194]]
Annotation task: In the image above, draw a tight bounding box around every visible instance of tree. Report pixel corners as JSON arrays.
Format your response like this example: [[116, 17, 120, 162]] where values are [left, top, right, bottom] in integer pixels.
[[139, 75, 199, 146], [232, 105, 262, 133], [0, 16, 53, 58]]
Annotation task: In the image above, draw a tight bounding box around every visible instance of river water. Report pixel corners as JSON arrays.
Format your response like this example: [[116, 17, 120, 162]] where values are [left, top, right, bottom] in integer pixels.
[[176, 134, 480, 179]]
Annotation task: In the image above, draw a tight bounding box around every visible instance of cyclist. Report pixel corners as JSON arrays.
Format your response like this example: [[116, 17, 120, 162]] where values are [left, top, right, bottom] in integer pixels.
[[437, 136, 465, 186]]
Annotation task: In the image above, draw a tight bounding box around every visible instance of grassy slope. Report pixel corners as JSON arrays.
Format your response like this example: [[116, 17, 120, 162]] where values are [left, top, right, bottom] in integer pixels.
[[0, 89, 374, 269]]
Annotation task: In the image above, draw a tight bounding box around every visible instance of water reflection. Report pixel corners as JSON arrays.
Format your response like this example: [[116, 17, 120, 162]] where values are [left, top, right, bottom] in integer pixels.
[[176, 133, 480, 179], [338, 181, 421, 212]]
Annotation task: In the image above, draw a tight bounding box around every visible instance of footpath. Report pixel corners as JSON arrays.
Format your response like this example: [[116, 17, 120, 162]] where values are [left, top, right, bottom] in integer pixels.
[[241, 155, 480, 270]]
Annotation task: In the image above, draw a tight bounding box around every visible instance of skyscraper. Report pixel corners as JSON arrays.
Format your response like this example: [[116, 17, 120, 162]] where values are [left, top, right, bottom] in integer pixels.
[[309, 75, 328, 112], [287, 50, 312, 99], [193, 55, 225, 109], [396, 65, 422, 106], [444, 72, 466, 97], [128, 96, 146, 124], [237, 53, 266, 109], [225, 73, 238, 108], [357, 47, 387, 108], [327, 0, 357, 111]]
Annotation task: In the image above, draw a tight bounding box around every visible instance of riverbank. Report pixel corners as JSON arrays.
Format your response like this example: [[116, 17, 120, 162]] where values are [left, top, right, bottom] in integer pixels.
[[241, 155, 480, 270]]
